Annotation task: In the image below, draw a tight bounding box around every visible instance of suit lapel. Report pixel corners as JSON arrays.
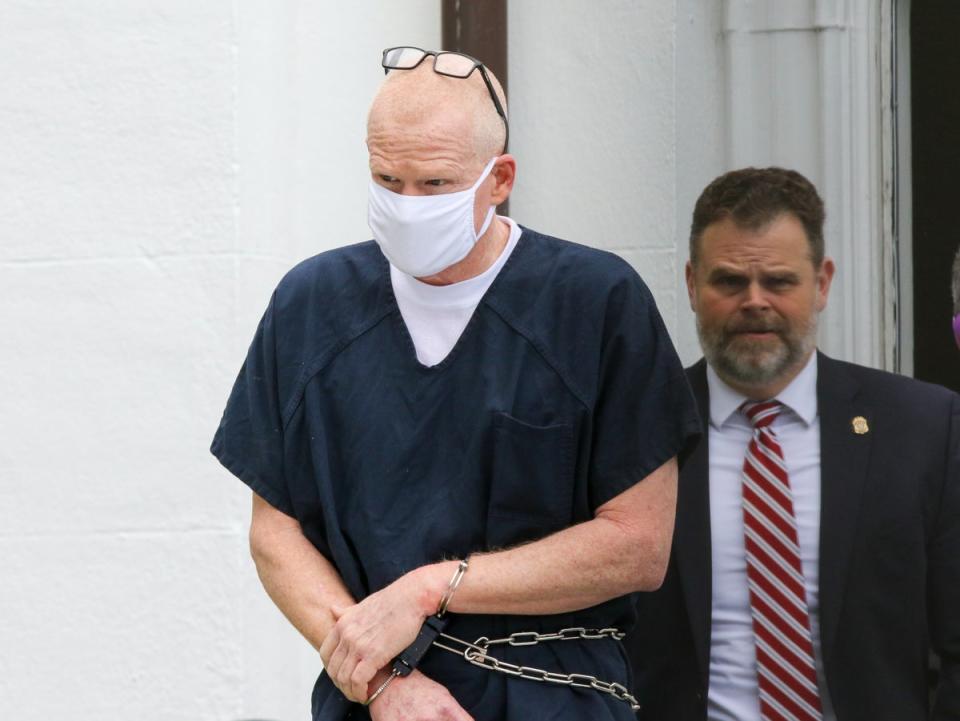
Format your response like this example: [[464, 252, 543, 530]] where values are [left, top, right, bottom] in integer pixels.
[[816, 352, 872, 659], [675, 354, 872, 688], [674, 359, 713, 685]]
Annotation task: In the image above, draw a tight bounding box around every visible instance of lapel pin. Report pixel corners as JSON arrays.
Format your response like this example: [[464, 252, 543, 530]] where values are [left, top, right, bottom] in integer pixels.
[[852, 416, 869, 435]]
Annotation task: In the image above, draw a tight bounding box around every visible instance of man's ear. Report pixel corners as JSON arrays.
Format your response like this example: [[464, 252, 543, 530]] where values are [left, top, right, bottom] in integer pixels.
[[815, 257, 836, 312], [685, 260, 698, 312], [490, 155, 516, 205]]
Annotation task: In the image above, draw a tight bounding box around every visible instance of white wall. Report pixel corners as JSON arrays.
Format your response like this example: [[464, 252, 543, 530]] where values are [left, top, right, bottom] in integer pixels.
[[1, 3, 242, 720]]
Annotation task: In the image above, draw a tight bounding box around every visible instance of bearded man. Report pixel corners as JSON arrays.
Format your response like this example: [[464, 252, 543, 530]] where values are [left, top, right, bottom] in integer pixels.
[[624, 167, 960, 721]]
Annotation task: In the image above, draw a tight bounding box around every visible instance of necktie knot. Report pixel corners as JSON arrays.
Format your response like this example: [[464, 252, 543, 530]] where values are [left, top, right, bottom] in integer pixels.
[[742, 399, 782, 429]]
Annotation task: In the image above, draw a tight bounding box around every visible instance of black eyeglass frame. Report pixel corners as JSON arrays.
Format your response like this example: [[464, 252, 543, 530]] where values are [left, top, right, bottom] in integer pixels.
[[381, 46, 509, 152]]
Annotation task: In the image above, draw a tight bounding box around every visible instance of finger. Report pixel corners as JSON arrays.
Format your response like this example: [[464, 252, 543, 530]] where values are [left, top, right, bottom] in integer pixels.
[[350, 659, 376, 702], [333, 625, 364, 697], [326, 638, 350, 684], [318, 626, 339, 667], [330, 604, 348, 619], [336, 652, 359, 701]]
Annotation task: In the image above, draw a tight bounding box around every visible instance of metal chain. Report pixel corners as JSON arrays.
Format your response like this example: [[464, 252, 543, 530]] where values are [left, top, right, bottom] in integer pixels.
[[431, 626, 641, 712]]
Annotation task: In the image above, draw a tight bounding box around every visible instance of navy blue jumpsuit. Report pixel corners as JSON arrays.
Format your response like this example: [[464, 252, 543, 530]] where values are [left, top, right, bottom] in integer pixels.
[[212, 227, 701, 720]]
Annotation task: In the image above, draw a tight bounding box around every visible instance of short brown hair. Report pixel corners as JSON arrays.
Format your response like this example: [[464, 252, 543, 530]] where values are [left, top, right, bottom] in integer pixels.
[[689, 167, 825, 267]]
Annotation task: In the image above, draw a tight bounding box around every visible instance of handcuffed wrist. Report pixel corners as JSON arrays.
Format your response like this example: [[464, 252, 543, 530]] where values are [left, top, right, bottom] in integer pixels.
[[364, 668, 400, 707], [436, 558, 469, 617]]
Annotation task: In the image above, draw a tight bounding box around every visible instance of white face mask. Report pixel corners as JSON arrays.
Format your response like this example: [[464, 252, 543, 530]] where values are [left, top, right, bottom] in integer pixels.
[[367, 157, 498, 278]]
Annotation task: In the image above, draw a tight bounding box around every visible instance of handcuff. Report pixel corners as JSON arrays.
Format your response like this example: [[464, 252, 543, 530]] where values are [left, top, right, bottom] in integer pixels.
[[364, 559, 469, 707], [363, 557, 640, 713]]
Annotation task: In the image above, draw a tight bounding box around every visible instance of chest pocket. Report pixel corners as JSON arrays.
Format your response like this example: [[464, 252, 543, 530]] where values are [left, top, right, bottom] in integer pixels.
[[486, 411, 575, 549]]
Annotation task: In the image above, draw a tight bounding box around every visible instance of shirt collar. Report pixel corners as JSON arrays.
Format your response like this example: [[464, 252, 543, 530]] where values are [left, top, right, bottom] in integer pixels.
[[706, 351, 819, 428]]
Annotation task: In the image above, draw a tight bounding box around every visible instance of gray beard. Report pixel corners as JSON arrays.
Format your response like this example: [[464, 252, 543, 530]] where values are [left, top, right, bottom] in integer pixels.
[[697, 315, 817, 389]]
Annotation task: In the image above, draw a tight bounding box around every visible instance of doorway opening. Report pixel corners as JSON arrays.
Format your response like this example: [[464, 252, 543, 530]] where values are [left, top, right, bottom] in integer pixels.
[[911, 0, 960, 391]]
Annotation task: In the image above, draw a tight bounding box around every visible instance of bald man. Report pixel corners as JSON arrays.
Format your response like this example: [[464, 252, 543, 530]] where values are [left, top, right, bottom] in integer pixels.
[[212, 47, 699, 721]]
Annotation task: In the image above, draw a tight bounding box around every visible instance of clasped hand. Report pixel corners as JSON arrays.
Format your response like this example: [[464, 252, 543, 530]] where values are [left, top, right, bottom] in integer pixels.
[[319, 570, 434, 703]]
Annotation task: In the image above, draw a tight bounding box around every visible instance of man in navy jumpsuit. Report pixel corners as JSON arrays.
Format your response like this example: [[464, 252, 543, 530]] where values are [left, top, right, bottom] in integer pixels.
[[212, 48, 700, 721]]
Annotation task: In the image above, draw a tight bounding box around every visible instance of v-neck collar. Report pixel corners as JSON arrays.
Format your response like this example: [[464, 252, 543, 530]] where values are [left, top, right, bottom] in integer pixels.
[[381, 222, 529, 372]]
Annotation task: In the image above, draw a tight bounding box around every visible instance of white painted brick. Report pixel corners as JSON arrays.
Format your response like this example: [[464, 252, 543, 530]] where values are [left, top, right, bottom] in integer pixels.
[[0, 531, 243, 721], [0, 257, 242, 535], [0, 1, 236, 261], [508, 0, 676, 250]]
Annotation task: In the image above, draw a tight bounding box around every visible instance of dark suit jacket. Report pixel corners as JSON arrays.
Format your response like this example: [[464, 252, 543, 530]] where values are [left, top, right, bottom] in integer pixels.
[[624, 352, 960, 721]]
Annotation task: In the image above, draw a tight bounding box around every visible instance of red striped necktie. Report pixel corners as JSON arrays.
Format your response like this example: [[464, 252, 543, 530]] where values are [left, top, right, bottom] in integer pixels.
[[741, 400, 823, 721]]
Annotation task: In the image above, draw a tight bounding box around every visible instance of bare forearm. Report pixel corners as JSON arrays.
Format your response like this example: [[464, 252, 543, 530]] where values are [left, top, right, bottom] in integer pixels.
[[452, 519, 661, 615], [250, 495, 354, 650], [416, 457, 678, 617]]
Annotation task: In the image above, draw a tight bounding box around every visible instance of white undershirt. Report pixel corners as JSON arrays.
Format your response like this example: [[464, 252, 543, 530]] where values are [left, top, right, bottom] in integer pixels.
[[706, 353, 836, 721], [390, 216, 522, 367]]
